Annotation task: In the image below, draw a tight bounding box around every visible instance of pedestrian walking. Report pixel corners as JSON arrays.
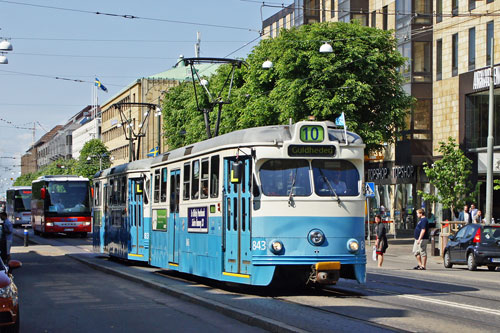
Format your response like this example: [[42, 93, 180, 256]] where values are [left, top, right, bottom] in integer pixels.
[[374, 215, 388, 267], [413, 208, 429, 270], [0, 212, 13, 263]]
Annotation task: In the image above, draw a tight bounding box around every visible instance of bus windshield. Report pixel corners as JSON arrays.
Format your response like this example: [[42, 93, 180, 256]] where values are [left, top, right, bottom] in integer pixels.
[[14, 190, 31, 212], [46, 181, 90, 213]]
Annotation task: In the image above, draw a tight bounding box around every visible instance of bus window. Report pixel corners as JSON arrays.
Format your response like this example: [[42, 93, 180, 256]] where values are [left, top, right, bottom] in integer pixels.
[[200, 159, 209, 199], [183, 163, 190, 200], [154, 169, 160, 203], [191, 160, 200, 200], [161, 168, 168, 202], [210, 155, 219, 198]]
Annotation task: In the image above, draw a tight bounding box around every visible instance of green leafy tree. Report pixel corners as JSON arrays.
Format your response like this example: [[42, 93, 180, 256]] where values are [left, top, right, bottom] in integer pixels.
[[14, 158, 78, 186], [162, 21, 413, 151], [76, 139, 111, 179], [418, 137, 478, 219]]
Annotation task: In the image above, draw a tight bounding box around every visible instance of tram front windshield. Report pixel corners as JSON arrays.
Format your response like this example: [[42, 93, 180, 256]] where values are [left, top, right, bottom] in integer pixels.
[[14, 190, 31, 212], [46, 181, 90, 214], [259, 159, 359, 197]]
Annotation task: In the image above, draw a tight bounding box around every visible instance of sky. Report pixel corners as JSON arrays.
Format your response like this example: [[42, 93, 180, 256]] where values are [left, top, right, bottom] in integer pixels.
[[0, 0, 284, 192]]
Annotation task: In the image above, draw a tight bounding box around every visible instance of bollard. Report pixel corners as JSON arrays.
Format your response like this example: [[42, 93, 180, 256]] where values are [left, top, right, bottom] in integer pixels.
[[23, 228, 28, 247]]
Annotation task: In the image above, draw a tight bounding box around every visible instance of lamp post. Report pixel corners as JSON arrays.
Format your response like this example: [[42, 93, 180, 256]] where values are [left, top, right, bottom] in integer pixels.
[[485, 38, 495, 225]]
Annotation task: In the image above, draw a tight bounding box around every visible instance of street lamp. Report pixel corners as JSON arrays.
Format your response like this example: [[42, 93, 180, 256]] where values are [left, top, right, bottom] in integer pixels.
[[0, 38, 13, 65], [87, 153, 108, 171]]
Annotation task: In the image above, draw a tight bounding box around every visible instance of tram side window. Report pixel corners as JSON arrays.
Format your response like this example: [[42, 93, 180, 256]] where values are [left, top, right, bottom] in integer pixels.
[[183, 163, 190, 200], [94, 182, 100, 206], [154, 169, 160, 203], [160, 167, 168, 202], [200, 159, 209, 199], [210, 155, 219, 198], [312, 160, 360, 196], [121, 176, 126, 204], [191, 160, 200, 200], [108, 179, 114, 205]]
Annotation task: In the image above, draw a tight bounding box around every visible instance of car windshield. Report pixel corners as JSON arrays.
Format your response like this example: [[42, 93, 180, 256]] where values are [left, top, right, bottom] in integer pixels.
[[46, 181, 90, 213], [312, 160, 360, 196], [482, 226, 500, 241], [14, 190, 31, 212], [259, 159, 311, 196]]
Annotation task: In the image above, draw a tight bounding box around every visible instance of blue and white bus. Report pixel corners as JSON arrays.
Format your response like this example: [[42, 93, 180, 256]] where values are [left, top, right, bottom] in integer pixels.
[[6, 186, 32, 227], [93, 120, 366, 286]]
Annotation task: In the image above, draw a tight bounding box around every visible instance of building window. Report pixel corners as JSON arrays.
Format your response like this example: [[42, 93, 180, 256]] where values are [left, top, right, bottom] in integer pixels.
[[436, 0, 442, 23], [276, 20, 280, 36], [270, 24, 273, 38], [469, 0, 475, 10], [330, 0, 335, 18], [412, 41, 432, 82], [398, 42, 411, 78], [338, 0, 350, 23], [283, 15, 286, 29], [414, 0, 432, 25], [371, 10, 376, 28], [436, 39, 442, 80], [352, 13, 368, 26], [486, 0, 493, 4], [452, 33, 458, 77], [486, 21, 494, 66], [468, 27, 475, 71], [452, 0, 458, 17], [383, 6, 388, 30]]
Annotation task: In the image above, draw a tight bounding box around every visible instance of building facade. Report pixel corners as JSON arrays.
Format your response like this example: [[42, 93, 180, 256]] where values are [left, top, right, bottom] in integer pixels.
[[263, 0, 500, 229], [101, 58, 220, 166], [21, 125, 62, 175], [72, 106, 101, 160]]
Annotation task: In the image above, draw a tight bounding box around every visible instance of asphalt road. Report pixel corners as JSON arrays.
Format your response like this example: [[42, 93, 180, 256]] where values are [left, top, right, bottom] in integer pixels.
[[9, 235, 265, 333], [10, 229, 500, 332]]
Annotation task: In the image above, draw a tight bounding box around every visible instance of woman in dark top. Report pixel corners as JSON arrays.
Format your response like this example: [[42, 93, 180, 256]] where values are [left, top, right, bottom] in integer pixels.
[[375, 215, 388, 267]]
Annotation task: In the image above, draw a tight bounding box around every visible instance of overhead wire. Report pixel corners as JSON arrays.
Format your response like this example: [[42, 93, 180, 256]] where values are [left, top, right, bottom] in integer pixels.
[[0, 0, 261, 33]]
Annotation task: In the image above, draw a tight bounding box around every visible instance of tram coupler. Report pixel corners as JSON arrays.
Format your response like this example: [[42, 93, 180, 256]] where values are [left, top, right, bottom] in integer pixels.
[[23, 228, 29, 247], [310, 262, 341, 285]]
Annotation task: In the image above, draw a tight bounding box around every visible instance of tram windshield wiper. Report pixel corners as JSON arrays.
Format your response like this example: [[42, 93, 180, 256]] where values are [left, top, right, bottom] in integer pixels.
[[319, 169, 341, 206], [288, 168, 298, 207]]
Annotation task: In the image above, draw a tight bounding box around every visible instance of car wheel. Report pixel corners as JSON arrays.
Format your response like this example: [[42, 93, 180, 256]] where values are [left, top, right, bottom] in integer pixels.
[[467, 253, 477, 271], [487, 266, 497, 271], [444, 251, 453, 268]]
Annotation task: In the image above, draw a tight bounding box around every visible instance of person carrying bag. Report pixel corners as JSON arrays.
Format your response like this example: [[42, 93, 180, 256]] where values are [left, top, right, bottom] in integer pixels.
[[374, 215, 389, 267]]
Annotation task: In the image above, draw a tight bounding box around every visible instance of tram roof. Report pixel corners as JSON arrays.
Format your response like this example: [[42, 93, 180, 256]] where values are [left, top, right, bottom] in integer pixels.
[[151, 122, 363, 166], [95, 158, 154, 178]]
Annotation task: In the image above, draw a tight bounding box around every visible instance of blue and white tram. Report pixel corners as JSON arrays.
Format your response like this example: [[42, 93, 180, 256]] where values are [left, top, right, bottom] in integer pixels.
[[93, 120, 366, 285]]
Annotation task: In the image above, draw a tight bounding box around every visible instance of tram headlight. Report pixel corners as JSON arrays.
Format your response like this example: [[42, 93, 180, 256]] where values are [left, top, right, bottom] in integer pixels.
[[308, 229, 325, 246], [347, 239, 359, 253], [270, 240, 284, 254]]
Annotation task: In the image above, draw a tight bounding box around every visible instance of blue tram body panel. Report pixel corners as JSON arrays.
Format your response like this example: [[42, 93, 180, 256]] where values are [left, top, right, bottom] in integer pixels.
[[93, 121, 367, 286]]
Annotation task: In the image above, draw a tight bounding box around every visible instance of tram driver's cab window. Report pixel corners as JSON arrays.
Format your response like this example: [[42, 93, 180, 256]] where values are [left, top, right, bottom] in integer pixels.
[[259, 159, 311, 196], [312, 160, 359, 196]]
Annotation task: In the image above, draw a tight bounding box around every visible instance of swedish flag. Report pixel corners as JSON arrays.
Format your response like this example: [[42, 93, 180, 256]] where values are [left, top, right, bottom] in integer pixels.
[[95, 77, 108, 92], [147, 146, 159, 157]]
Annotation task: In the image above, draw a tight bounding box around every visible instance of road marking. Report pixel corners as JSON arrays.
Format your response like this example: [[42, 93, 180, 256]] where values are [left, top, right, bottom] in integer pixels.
[[367, 287, 500, 316]]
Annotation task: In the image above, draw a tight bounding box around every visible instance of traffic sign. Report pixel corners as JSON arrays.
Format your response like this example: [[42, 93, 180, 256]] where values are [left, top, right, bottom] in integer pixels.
[[365, 182, 375, 197]]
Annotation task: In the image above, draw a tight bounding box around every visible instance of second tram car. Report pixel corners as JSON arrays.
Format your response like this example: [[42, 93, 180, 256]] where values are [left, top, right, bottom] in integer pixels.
[[6, 186, 32, 227], [93, 120, 366, 285], [31, 175, 92, 237]]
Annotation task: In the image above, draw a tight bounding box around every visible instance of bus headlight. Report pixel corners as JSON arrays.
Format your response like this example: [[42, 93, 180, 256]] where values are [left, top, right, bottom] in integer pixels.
[[46, 222, 53, 227], [347, 239, 359, 253], [15, 217, 20, 221], [84, 222, 91, 226], [270, 240, 284, 254], [308, 229, 325, 246]]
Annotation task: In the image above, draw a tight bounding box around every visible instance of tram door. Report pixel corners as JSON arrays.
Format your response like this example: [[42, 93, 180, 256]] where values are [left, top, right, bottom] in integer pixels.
[[129, 178, 149, 261], [168, 169, 181, 264], [92, 181, 104, 254], [223, 157, 252, 275]]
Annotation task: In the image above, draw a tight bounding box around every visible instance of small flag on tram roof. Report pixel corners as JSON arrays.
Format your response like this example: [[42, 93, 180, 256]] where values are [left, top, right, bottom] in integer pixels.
[[95, 78, 108, 92], [335, 112, 345, 127]]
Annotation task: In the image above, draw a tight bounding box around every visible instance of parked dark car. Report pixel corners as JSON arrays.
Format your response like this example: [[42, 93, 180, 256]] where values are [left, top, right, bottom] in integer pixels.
[[0, 259, 21, 333], [444, 224, 500, 271]]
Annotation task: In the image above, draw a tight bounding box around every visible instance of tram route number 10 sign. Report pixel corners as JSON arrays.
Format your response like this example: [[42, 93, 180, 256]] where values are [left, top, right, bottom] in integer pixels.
[[300, 125, 325, 142]]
